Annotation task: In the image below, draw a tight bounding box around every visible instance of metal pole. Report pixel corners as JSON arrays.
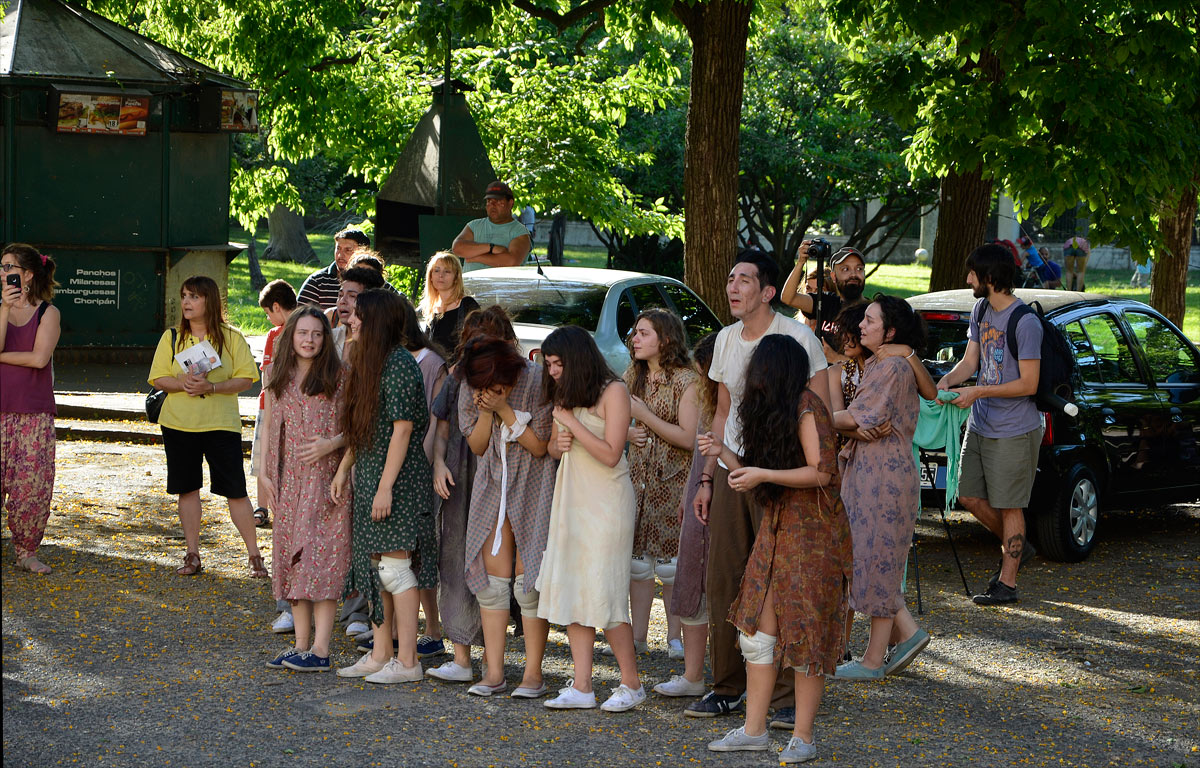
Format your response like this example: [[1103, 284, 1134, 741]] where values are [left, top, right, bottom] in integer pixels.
[[437, 22, 451, 217]]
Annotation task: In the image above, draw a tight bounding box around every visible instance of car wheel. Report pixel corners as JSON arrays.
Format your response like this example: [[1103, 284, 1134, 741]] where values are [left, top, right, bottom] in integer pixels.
[[1033, 463, 1100, 562]]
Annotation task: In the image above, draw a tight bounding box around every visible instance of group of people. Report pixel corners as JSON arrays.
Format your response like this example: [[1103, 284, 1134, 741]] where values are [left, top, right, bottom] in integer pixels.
[[2, 203, 1047, 762]]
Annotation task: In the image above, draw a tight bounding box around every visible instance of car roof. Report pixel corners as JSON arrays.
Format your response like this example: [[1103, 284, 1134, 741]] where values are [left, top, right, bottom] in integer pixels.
[[462, 266, 671, 287], [907, 288, 1110, 314]]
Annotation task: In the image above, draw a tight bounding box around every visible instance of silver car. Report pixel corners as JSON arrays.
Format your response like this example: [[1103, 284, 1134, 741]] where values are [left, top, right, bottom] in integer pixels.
[[462, 266, 722, 374]]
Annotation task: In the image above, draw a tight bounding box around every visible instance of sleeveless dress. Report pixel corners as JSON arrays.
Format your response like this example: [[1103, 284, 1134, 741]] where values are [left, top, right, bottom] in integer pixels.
[[536, 408, 636, 630]]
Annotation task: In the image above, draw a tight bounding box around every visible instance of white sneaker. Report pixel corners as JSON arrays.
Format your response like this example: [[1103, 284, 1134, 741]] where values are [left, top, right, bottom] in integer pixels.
[[426, 661, 473, 682], [653, 674, 706, 697], [667, 638, 685, 659], [336, 654, 386, 679], [364, 658, 424, 684], [544, 685, 597, 709], [600, 640, 649, 656], [600, 683, 646, 712], [271, 611, 294, 634], [345, 621, 369, 636]]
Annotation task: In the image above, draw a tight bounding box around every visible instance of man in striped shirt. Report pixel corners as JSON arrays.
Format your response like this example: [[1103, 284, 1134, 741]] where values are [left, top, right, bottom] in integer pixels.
[[297, 228, 371, 309]]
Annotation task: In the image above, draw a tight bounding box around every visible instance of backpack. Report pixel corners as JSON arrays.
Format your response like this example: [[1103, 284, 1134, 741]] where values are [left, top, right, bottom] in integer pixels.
[[975, 299, 1077, 414]]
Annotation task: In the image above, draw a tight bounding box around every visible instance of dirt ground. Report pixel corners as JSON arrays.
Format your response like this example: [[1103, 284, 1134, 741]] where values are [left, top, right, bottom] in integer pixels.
[[3, 438, 1199, 768]]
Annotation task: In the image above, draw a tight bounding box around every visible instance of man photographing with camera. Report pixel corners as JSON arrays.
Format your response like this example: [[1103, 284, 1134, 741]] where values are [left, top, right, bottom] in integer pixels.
[[781, 240, 868, 345]]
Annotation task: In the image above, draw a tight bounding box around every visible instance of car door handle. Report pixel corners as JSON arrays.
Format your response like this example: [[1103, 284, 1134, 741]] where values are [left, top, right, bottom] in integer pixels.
[[1101, 407, 1116, 425]]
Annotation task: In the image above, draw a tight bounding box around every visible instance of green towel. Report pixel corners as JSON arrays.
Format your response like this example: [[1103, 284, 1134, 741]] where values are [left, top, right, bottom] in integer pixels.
[[912, 396, 972, 510]]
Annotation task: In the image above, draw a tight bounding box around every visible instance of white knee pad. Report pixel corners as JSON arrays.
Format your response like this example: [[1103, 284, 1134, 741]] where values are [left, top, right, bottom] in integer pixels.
[[654, 557, 677, 586], [630, 555, 654, 582], [512, 574, 540, 618], [376, 555, 417, 595], [738, 631, 777, 665], [475, 574, 512, 612]]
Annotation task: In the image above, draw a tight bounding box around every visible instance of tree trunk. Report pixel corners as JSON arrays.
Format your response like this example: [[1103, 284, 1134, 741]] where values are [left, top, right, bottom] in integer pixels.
[[1151, 170, 1199, 328], [675, 0, 753, 324], [929, 167, 993, 293], [263, 204, 317, 264], [548, 211, 567, 267], [245, 235, 267, 292]]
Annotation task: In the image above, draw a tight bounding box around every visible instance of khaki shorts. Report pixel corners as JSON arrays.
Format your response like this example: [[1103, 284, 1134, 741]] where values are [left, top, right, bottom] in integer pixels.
[[958, 425, 1042, 510]]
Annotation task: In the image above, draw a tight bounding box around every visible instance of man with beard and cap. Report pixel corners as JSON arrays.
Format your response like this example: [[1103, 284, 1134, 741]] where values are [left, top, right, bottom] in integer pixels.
[[781, 243, 867, 348], [936, 243, 1043, 607]]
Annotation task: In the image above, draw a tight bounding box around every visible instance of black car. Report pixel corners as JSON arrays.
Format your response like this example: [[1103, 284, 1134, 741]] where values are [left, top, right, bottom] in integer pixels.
[[909, 289, 1200, 562]]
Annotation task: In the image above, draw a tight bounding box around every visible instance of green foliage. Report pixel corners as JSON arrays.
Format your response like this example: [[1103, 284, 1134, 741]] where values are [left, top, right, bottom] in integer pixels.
[[384, 264, 423, 301], [823, 0, 1200, 260]]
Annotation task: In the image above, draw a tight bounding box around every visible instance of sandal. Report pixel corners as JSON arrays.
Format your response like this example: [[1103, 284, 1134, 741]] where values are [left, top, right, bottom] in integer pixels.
[[15, 556, 52, 575], [176, 551, 202, 576], [249, 554, 269, 579], [253, 507, 270, 528]]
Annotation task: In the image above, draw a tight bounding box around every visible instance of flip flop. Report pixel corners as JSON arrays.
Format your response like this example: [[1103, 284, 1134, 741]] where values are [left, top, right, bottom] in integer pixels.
[[16, 556, 51, 575]]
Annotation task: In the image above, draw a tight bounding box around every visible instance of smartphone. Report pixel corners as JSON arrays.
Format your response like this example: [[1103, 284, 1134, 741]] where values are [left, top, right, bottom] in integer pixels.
[[5, 274, 19, 288]]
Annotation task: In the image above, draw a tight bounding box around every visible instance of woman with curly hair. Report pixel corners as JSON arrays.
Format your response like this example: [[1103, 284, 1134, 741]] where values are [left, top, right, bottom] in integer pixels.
[[331, 289, 435, 684], [620, 308, 699, 659], [1, 244, 62, 574], [832, 295, 930, 682], [698, 334, 850, 763]]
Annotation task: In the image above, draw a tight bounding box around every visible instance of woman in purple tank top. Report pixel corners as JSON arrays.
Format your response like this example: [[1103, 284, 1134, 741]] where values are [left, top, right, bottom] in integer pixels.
[[0, 243, 62, 575]]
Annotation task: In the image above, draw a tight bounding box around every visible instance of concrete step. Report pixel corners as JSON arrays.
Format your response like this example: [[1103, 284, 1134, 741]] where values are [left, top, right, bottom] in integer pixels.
[[55, 391, 257, 426], [55, 417, 254, 456]]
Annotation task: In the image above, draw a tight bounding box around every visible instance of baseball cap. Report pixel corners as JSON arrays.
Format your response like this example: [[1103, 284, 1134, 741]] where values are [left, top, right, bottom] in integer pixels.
[[484, 181, 514, 200], [830, 247, 864, 266]]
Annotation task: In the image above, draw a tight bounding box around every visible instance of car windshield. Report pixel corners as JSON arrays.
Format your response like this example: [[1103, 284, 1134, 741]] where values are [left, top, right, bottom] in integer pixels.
[[462, 276, 608, 331]]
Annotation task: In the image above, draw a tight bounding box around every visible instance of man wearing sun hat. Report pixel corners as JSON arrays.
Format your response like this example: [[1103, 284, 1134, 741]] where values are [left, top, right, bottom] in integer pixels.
[[452, 181, 532, 271]]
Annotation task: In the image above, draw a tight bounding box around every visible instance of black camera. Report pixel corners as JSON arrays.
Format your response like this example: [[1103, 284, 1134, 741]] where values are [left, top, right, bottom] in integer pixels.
[[806, 237, 832, 262]]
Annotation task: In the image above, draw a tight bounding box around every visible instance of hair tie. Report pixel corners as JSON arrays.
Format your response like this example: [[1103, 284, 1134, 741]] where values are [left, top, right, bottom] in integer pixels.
[[39, 253, 47, 266]]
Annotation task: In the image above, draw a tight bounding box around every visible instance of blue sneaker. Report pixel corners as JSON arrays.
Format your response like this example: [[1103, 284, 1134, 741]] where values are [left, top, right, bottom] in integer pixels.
[[416, 635, 447, 658], [770, 706, 795, 730], [283, 651, 331, 672], [356, 637, 400, 653], [266, 648, 299, 669]]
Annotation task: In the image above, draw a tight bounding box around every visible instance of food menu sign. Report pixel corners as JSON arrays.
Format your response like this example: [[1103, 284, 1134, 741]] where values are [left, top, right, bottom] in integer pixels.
[[55, 89, 150, 136], [220, 90, 258, 132]]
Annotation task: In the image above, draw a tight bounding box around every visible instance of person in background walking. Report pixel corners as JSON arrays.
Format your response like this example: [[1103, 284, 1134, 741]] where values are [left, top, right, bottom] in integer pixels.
[[1, 244, 61, 575], [539, 326, 646, 712], [700, 335, 850, 764], [259, 307, 350, 672], [148, 276, 262, 578], [620, 309, 699, 659], [332, 289, 435, 684], [418, 251, 480, 364]]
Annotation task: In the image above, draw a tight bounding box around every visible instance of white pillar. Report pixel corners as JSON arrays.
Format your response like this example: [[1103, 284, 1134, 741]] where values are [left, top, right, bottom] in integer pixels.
[[866, 198, 883, 252], [919, 204, 938, 256], [998, 194, 1019, 242]]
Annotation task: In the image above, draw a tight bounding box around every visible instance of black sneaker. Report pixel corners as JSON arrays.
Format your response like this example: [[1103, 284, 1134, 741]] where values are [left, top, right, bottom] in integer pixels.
[[769, 706, 795, 730], [685, 691, 746, 718], [973, 581, 1018, 606], [356, 637, 400, 653], [987, 542, 1037, 587]]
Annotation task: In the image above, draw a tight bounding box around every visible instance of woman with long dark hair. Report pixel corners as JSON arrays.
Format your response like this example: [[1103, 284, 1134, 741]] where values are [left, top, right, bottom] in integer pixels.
[[538, 326, 645, 712], [699, 334, 850, 762], [259, 306, 350, 672], [148, 275, 262, 577], [456, 331, 555, 698], [833, 295, 930, 681], [331, 289, 435, 684], [1, 244, 62, 574]]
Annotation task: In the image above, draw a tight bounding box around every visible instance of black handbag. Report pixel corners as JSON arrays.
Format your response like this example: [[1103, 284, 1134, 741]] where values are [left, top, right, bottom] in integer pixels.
[[146, 329, 177, 423]]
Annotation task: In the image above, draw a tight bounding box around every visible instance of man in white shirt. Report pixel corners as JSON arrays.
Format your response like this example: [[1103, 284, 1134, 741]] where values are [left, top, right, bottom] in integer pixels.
[[685, 249, 829, 722]]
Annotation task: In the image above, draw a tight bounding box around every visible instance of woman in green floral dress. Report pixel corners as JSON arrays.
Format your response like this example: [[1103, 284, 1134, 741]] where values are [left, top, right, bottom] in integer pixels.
[[332, 289, 435, 684]]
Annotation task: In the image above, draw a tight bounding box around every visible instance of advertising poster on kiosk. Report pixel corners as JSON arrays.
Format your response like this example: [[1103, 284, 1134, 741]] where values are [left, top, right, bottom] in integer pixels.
[[55, 91, 149, 136]]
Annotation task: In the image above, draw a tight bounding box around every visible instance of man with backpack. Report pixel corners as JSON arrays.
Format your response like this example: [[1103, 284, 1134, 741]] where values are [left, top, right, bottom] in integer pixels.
[[936, 243, 1043, 606]]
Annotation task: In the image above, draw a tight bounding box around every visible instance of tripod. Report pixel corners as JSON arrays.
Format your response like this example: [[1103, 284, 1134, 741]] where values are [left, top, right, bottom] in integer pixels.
[[911, 450, 972, 615]]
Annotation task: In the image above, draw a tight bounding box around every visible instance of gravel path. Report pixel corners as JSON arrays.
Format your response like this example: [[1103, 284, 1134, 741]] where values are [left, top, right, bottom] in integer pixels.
[[3, 440, 1198, 768]]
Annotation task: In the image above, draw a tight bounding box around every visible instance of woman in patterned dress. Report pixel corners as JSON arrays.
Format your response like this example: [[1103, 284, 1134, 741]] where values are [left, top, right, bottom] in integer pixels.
[[456, 334, 556, 699], [331, 290, 435, 684], [832, 295, 930, 682], [621, 309, 699, 658], [259, 307, 350, 672], [699, 335, 851, 763]]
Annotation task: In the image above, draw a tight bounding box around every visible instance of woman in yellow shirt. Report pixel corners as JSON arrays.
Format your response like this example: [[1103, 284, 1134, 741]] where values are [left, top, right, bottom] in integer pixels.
[[148, 276, 262, 577]]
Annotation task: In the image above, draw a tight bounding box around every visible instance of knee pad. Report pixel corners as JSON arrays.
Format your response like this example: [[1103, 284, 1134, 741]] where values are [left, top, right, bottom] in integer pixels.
[[654, 557, 677, 586], [512, 574, 540, 618], [738, 631, 777, 665], [630, 555, 654, 582], [475, 574, 512, 612], [376, 555, 417, 595]]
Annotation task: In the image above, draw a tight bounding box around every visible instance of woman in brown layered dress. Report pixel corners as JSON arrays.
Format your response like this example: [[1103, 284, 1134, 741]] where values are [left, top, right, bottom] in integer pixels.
[[621, 309, 699, 657], [699, 334, 851, 764]]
